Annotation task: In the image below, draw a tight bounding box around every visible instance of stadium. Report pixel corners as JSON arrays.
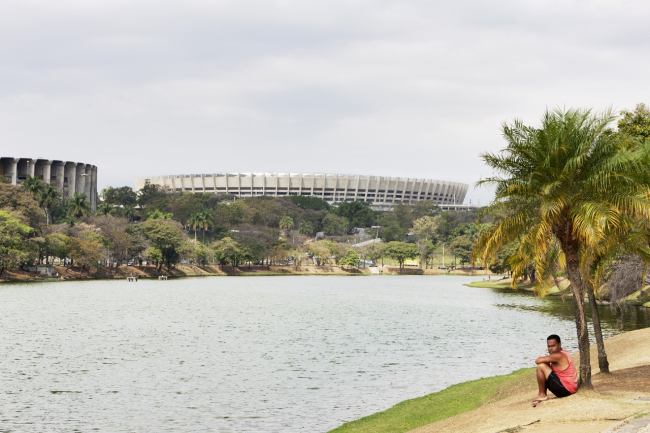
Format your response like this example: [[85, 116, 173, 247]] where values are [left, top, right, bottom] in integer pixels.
[[1, 157, 98, 210], [133, 173, 471, 210]]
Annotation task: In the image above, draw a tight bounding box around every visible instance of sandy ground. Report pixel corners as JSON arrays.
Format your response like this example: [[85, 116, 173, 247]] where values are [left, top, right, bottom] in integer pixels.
[[409, 328, 650, 433]]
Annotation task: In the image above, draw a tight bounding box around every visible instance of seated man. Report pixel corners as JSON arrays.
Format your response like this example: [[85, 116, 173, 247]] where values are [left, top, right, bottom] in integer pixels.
[[532, 334, 578, 407]]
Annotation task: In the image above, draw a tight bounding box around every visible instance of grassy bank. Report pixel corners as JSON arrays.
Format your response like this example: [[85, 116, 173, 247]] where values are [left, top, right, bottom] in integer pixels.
[[328, 368, 534, 433], [467, 277, 650, 307], [465, 277, 570, 296]]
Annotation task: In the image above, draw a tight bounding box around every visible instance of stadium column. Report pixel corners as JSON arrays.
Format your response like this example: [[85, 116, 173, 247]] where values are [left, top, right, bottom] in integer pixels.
[[353, 175, 360, 201], [417, 178, 424, 201], [7, 158, 19, 185], [363, 176, 370, 201], [65, 162, 77, 198], [403, 178, 409, 203], [54, 162, 65, 193], [41, 160, 53, 185], [390, 178, 397, 202], [423, 180, 432, 203], [84, 165, 92, 202], [76, 164, 86, 198], [27, 158, 36, 178], [91, 166, 98, 210]]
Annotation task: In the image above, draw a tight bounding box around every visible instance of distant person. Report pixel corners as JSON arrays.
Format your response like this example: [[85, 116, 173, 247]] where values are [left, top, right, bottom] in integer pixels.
[[532, 334, 578, 407]]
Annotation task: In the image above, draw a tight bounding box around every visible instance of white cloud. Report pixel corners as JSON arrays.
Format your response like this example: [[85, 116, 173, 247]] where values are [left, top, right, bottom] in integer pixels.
[[0, 0, 648, 204]]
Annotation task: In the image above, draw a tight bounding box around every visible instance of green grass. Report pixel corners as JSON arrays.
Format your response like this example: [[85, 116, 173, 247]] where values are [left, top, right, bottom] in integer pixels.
[[465, 278, 571, 295], [328, 368, 535, 433]]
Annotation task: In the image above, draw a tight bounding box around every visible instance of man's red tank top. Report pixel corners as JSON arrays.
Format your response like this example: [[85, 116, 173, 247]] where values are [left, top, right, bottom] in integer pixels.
[[551, 350, 578, 393]]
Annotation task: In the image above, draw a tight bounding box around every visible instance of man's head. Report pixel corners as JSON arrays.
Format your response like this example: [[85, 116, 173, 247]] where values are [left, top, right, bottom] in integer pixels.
[[547, 334, 562, 354]]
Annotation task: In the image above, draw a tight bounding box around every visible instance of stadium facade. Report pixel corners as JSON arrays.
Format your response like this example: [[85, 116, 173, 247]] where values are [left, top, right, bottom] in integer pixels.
[[0, 157, 98, 210], [133, 173, 469, 209]]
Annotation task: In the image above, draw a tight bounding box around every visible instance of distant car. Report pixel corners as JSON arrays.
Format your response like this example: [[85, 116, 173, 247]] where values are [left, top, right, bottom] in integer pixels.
[[181, 260, 188, 264], [287, 262, 294, 265], [438, 266, 448, 269], [127, 261, 134, 266]]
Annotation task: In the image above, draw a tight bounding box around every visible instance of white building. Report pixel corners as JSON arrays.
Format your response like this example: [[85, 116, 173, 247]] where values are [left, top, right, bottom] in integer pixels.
[[133, 173, 470, 209], [1, 157, 98, 211]]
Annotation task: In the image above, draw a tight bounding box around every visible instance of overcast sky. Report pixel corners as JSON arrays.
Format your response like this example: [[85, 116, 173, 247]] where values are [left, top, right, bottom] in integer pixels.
[[1, 0, 648, 205]]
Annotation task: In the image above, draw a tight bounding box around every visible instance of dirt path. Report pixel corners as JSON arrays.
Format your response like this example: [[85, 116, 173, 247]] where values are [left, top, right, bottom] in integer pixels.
[[409, 328, 650, 433]]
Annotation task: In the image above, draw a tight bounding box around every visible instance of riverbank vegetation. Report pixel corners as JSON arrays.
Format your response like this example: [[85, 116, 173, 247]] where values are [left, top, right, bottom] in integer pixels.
[[0, 172, 491, 279], [474, 105, 650, 388]]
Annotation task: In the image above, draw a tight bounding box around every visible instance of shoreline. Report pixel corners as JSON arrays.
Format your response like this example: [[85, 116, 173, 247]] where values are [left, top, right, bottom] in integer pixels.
[[329, 327, 650, 433], [0, 265, 493, 283], [467, 277, 650, 308]]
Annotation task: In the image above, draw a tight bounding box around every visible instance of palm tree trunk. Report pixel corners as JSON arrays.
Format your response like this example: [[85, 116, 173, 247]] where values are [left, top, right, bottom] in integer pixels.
[[562, 239, 593, 389], [587, 287, 610, 373]]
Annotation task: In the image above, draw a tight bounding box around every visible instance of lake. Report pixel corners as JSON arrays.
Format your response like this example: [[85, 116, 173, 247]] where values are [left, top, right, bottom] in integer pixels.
[[1, 276, 648, 432]]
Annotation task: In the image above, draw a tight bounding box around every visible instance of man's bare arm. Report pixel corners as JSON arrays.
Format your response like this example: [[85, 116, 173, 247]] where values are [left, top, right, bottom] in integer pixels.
[[535, 352, 565, 365]]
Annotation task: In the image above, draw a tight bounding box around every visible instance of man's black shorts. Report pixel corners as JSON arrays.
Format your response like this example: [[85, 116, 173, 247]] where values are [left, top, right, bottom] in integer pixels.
[[546, 371, 572, 398]]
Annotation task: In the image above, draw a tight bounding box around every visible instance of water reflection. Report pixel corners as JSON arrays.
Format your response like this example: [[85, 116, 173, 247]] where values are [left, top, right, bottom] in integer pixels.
[[492, 287, 650, 335]]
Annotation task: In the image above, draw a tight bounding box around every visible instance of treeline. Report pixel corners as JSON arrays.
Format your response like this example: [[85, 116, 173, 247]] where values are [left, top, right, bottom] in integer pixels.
[[0, 171, 490, 275]]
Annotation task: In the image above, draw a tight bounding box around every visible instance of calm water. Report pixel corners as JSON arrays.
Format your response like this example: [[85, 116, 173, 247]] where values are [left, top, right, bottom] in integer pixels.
[[1, 276, 648, 432]]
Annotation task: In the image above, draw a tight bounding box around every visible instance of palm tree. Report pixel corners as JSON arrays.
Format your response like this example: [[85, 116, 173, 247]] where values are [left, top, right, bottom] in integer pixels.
[[62, 215, 76, 227], [22, 175, 43, 199], [123, 205, 136, 222], [299, 220, 313, 236], [197, 210, 211, 241], [188, 213, 200, 243], [279, 216, 294, 236], [67, 192, 91, 219], [38, 184, 60, 225], [475, 107, 650, 389], [96, 201, 114, 216]]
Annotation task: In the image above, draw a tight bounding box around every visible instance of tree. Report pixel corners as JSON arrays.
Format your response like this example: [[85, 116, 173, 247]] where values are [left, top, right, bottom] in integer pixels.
[[384, 241, 419, 270], [147, 209, 172, 220], [449, 235, 472, 268], [434, 212, 458, 243], [140, 219, 185, 271], [279, 215, 294, 235], [44, 232, 70, 265], [362, 242, 385, 266], [96, 201, 115, 216], [298, 220, 314, 236], [68, 235, 104, 274], [0, 210, 34, 275], [334, 201, 375, 230], [339, 249, 360, 269], [122, 205, 137, 222], [413, 216, 438, 268], [412, 216, 438, 243], [137, 181, 167, 208], [618, 103, 650, 138], [102, 186, 137, 208], [379, 222, 406, 242], [322, 213, 348, 236], [289, 195, 330, 211], [212, 237, 247, 267], [308, 241, 332, 266], [474, 107, 650, 389], [21, 175, 43, 200], [38, 184, 61, 225], [145, 247, 163, 267], [67, 193, 91, 218], [0, 183, 44, 230]]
